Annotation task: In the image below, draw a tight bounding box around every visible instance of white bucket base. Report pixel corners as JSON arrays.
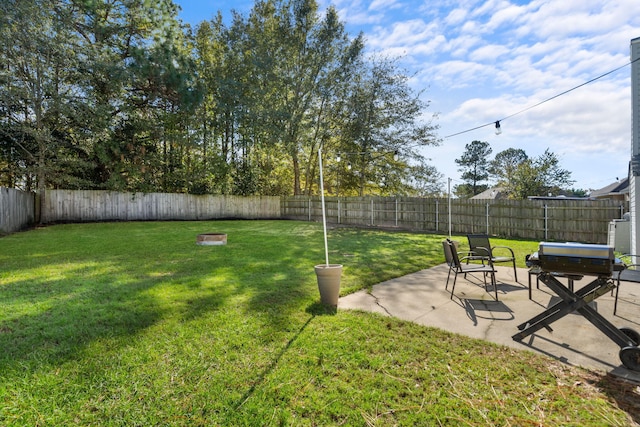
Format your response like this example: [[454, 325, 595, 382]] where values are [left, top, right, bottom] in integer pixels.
[[314, 264, 342, 306]]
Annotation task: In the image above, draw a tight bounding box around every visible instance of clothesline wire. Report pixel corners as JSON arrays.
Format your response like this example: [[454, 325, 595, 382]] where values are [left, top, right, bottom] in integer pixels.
[[443, 56, 640, 139]]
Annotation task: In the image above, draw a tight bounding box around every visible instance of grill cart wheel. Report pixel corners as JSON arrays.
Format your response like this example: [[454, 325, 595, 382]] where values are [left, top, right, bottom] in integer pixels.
[[619, 347, 640, 372], [620, 327, 640, 346]]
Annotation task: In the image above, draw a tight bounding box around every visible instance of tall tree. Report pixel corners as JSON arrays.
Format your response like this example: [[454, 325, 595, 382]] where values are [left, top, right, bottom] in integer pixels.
[[337, 55, 439, 196], [0, 0, 196, 194], [455, 140, 492, 198], [192, 15, 236, 194], [72, 0, 196, 192], [402, 164, 444, 197], [264, 0, 364, 195], [0, 0, 84, 201], [510, 149, 574, 199], [489, 148, 528, 195]]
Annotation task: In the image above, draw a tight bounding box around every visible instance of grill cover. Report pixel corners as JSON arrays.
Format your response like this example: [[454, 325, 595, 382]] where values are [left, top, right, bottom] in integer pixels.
[[538, 242, 614, 276]]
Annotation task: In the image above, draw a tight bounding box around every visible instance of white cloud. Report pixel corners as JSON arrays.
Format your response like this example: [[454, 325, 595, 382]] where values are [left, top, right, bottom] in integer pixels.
[[368, 0, 403, 12], [319, 0, 639, 188], [444, 8, 468, 26], [468, 43, 511, 61], [368, 19, 439, 49]]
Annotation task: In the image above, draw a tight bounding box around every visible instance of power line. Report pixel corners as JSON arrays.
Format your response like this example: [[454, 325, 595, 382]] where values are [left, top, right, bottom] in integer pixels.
[[443, 56, 640, 139]]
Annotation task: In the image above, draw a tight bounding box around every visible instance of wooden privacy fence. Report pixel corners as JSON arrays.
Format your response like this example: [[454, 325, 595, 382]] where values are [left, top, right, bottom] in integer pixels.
[[41, 190, 281, 223], [281, 196, 628, 244], [0, 187, 35, 234], [0, 188, 628, 243]]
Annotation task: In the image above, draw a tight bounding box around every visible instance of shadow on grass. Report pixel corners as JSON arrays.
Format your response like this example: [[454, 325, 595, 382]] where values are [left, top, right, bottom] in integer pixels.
[[0, 222, 444, 377], [306, 302, 338, 316], [234, 314, 316, 410], [597, 373, 640, 425], [0, 272, 167, 370], [0, 221, 325, 373]]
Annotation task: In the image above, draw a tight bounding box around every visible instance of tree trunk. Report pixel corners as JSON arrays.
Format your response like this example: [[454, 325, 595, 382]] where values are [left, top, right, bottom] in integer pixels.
[[292, 150, 301, 195]]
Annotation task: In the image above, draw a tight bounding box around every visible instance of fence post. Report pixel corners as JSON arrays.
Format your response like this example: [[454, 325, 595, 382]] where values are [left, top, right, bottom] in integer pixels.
[[486, 203, 489, 235], [308, 198, 311, 222], [370, 199, 374, 226], [544, 204, 548, 240], [338, 199, 341, 224], [395, 198, 398, 227], [435, 199, 439, 232]]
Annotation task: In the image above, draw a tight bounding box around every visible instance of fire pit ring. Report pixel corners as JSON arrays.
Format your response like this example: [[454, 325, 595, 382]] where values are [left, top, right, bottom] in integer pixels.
[[196, 233, 227, 246]]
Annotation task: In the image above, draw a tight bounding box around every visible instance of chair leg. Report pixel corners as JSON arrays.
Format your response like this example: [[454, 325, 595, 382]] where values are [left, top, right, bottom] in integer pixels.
[[512, 260, 518, 282], [491, 270, 498, 300], [614, 279, 621, 315], [480, 270, 499, 300], [450, 273, 458, 299]]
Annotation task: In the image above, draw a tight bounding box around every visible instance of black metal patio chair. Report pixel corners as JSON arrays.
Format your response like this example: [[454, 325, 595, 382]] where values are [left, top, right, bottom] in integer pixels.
[[613, 254, 640, 315], [467, 234, 518, 282], [443, 239, 498, 300]]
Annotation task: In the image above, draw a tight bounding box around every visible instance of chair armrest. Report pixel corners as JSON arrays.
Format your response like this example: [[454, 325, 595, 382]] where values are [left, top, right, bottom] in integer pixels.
[[615, 265, 640, 283], [459, 251, 491, 266], [492, 245, 515, 258], [620, 254, 640, 266]]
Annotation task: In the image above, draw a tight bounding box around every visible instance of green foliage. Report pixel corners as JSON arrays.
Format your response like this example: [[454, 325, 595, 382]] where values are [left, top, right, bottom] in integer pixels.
[[0, 221, 633, 426], [337, 55, 440, 196], [0, 0, 441, 197], [0, 0, 80, 192], [510, 149, 575, 199], [489, 147, 528, 195], [567, 188, 589, 197], [454, 140, 492, 198], [465, 145, 575, 200], [401, 163, 445, 196]]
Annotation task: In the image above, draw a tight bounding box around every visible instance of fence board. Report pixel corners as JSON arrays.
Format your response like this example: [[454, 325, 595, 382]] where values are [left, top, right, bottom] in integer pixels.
[[0, 187, 35, 234], [41, 190, 281, 223]]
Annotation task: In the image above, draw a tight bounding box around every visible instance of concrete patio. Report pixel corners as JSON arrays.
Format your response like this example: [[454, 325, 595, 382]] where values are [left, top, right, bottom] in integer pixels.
[[339, 264, 640, 382]]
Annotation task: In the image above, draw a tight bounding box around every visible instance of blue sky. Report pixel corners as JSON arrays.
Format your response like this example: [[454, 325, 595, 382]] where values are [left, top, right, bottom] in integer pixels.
[[173, 0, 640, 192]]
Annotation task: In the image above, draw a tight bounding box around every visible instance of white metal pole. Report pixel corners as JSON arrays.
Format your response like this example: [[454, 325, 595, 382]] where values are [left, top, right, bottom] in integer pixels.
[[448, 178, 452, 239], [318, 148, 329, 266]]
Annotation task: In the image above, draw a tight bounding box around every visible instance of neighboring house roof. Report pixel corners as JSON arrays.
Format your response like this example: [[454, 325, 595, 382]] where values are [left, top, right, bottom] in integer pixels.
[[528, 195, 594, 201], [590, 177, 629, 199], [471, 187, 506, 199], [471, 179, 629, 200]]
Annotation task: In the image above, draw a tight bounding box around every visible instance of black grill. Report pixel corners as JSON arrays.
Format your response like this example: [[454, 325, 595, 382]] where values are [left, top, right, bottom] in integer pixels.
[[536, 242, 614, 276]]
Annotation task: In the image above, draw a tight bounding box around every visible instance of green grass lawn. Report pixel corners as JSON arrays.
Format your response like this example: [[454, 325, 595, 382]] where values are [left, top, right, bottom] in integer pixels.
[[0, 220, 636, 426]]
